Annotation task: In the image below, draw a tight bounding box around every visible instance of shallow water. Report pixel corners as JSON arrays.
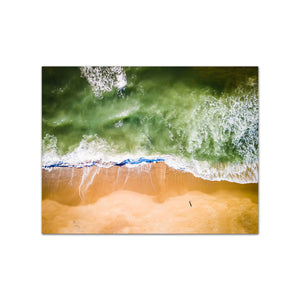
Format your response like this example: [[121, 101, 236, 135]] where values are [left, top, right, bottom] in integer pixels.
[[42, 67, 258, 183]]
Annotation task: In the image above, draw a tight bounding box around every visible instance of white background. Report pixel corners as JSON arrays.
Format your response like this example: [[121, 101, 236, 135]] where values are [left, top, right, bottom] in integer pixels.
[[1, 1, 299, 299]]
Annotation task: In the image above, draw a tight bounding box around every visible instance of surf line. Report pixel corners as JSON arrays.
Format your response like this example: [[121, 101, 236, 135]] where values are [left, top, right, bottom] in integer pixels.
[[42, 157, 165, 169]]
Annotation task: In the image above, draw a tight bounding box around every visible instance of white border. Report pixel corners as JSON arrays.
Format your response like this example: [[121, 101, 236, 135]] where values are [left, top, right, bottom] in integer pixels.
[[1, 1, 300, 299]]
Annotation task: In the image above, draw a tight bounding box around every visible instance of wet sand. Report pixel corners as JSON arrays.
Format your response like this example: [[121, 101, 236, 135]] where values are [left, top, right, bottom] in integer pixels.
[[42, 162, 258, 234]]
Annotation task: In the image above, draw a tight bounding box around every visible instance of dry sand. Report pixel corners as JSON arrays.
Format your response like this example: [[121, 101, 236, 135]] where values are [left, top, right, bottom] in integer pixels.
[[42, 162, 258, 234]]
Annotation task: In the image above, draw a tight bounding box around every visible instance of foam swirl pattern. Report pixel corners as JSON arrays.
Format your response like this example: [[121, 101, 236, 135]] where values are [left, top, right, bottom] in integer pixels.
[[42, 67, 258, 183]]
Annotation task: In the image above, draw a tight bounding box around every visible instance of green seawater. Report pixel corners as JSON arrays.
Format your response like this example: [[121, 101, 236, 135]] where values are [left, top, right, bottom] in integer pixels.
[[42, 67, 258, 170]]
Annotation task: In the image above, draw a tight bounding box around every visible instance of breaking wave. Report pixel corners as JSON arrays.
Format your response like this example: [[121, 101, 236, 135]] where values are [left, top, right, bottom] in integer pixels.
[[42, 67, 259, 184], [42, 134, 258, 183]]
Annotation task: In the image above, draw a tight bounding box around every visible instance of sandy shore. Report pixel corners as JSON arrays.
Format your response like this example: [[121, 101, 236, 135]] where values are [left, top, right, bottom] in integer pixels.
[[42, 162, 258, 234]]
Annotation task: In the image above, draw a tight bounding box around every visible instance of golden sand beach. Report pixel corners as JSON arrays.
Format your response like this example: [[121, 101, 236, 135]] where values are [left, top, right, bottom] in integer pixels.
[[42, 162, 258, 234]]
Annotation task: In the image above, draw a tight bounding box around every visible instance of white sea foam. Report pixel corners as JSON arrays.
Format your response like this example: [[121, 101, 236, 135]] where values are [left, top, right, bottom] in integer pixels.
[[42, 134, 258, 184], [162, 155, 258, 184], [80, 66, 127, 97], [186, 86, 259, 163]]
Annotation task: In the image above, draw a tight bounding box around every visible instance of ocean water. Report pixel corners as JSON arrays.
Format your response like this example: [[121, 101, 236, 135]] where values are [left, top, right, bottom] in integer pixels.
[[42, 67, 258, 183]]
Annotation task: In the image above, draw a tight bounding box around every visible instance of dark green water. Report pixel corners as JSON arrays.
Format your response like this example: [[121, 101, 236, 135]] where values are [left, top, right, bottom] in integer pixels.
[[42, 67, 258, 183]]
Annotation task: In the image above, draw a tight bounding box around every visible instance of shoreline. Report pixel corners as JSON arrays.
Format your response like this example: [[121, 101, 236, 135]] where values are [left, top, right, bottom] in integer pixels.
[[42, 162, 258, 234], [42, 156, 258, 184]]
